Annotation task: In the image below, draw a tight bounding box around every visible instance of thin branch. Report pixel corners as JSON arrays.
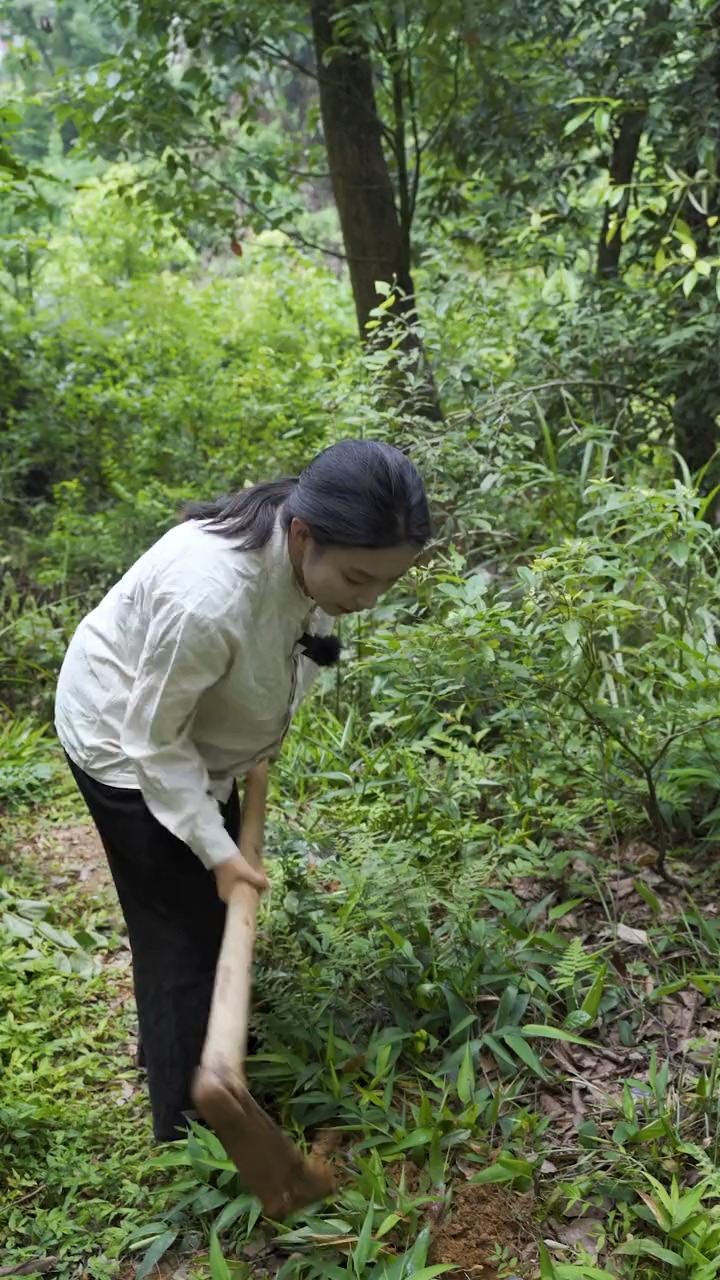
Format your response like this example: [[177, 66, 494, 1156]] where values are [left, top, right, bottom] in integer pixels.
[[648, 714, 720, 771], [259, 30, 397, 153], [412, 29, 465, 164], [191, 125, 336, 184], [257, 39, 322, 86], [572, 691, 688, 889], [403, 0, 422, 225], [371, 10, 388, 55], [478, 377, 672, 411], [643, 767, 686, 889], [0, 1261, 58, 1278], [187, 158, 348, 260], [388, 13, 410, 256]]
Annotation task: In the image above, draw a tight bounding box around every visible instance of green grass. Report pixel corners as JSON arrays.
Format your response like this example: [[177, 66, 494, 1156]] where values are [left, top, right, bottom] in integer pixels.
[[0, 842, 158, 1278], [3, 747, 720, 1280]]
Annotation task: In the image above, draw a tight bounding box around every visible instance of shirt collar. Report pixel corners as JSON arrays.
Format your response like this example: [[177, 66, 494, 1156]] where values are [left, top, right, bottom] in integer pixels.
[[265, 514, 314, 613]]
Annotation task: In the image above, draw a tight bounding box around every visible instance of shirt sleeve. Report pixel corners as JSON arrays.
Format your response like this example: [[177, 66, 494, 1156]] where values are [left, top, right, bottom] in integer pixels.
[[119, 594, 240, 870]]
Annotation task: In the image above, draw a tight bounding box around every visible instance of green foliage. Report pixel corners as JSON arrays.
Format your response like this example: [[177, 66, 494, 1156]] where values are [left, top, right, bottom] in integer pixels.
[[0, 862, 157, 1278], [0, 572, 76, 715], [1, 167, 353, 593], [299, 441, 720, 873], [0, 715, 56, 809], [3, 3, 720, 1278], [0, 877, 106, 974]]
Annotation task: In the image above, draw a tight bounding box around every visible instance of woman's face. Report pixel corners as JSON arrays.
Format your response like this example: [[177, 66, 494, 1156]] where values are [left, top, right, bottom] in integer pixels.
[[289, 520, 418, 617]]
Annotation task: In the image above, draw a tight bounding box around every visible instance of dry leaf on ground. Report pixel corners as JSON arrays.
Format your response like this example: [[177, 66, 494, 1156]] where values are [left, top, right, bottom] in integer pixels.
[[617, 923, 649, 946]]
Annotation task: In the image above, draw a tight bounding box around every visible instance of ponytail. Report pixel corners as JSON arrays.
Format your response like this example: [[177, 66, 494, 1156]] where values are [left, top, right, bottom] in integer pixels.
[[181, 478, 298, 550]]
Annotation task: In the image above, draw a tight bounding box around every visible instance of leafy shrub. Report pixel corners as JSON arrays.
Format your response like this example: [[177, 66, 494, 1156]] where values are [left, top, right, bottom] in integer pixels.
[[0, 715, 57, 808], [1, 165, 355, 597]]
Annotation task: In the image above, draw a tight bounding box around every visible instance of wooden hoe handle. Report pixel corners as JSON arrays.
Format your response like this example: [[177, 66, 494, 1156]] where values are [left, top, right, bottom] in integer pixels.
[[200, 761, 269, 1080]]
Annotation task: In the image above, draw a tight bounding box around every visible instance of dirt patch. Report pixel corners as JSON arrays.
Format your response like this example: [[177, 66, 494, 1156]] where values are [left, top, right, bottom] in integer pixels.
[[428, 1183, 535, 1279], [38, 821, 111, 896], [387, 1160, 423, 1196], [311, 1128, 347, 1163], [23, 821, 137, 1032]]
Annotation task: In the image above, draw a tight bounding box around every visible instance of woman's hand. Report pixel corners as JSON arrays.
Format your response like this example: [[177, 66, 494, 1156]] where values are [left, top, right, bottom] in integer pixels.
[[214, 851, 269, 901]]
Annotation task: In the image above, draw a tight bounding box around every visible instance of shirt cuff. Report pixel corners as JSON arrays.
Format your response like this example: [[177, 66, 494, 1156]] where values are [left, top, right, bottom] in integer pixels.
[[192, 824, 240, 870]]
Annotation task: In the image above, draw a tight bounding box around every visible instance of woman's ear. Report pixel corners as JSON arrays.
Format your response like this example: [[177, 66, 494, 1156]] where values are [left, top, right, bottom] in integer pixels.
[[289, 517, 312, 547]]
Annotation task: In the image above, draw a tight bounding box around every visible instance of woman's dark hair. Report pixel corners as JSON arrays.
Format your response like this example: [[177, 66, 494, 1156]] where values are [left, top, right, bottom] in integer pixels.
[[182, 439, 431, 552]]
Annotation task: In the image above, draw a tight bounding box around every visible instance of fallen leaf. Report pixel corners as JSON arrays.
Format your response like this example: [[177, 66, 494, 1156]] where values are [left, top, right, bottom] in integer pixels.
[[548, 1041, 577, 1073], [540, 1094, 567, 1117], [571, 1084, 586, 1124], [612, 878, 636, 898], [636, 1189, 663, 1225], [511, 875, 545, 902], [622, 839, 660, 867], [573, 1049, 617, 1080], [241, 1243, 268, 1260], [116, 1079, 136, 1103], [478, 1053, 501, 1077], [660, 990, 699, 1035], [617, 923, 649, 946], [681, 1029, 720, 1061], [311, 1129, 345, 1160], [544, 1238, 570, 1254], [557, 1219, 604, 1256]]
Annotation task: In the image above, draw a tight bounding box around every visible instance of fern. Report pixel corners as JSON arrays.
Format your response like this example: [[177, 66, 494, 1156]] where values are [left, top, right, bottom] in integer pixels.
[[553, 937, 604, 991]]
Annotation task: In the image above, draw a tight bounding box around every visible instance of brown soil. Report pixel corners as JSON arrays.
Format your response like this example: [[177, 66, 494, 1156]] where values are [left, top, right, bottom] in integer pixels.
[[28, 820, 112, 896], [428, 1183, 535, 1280], [311, 1128, 347, 1162], [386, 1163, 535, 1278]]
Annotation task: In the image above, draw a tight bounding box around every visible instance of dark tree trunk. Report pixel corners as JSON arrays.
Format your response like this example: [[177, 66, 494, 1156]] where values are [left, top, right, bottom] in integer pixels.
[[597, 108, 646, 278], [597, 2, 672, 278], [671, 12, 720, 483], [309, 0, 412, 332], [309, 0, 442, 420]]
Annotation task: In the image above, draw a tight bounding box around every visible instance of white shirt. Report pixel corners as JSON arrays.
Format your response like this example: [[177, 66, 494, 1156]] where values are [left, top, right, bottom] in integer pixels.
[[55, 517, 333, 869]]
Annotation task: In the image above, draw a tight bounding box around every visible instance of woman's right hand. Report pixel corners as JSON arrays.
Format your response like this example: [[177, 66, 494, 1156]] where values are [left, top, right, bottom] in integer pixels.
[[214, 851, 269, 901]]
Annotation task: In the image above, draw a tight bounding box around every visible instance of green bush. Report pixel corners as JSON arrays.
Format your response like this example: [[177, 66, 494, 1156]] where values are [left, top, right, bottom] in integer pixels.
[[1, 165, 355, 596], [276, 448, 720, 882]]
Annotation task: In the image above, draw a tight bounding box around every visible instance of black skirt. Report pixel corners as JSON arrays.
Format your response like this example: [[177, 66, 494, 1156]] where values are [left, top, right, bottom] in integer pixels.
[[64, 753, 240, 1141]]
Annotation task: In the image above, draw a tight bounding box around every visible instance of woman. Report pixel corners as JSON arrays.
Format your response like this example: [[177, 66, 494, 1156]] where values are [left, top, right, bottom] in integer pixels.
[[55, 439, 431, 1143]]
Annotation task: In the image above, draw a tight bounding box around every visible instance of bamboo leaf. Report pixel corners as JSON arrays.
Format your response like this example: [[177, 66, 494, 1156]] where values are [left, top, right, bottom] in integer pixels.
[[135, 1230, 178, 1280], [456, 1040, 475, 1103]]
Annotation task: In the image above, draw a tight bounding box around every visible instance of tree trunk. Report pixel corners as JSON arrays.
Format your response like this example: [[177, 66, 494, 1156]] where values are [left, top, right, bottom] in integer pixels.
[[671, 11, 720, 483], [597, 108, 646, 278], [309, 0, 411, 331], [596, 1, 672, 278], [309, 0, 442, 420]]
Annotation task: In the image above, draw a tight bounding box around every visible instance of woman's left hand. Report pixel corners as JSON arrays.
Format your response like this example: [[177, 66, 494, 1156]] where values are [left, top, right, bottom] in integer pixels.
[[214, 851, 269, 900]]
